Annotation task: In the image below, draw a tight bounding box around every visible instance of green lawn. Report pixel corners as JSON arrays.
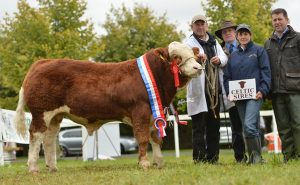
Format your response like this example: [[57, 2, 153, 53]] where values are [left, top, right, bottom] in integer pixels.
[[0, 149, 299, 185]]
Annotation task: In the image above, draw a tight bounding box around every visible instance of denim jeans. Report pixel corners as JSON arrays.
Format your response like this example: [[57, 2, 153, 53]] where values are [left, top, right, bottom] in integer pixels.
[[228, 106, 246, 161], [235, 99, 263, 138]]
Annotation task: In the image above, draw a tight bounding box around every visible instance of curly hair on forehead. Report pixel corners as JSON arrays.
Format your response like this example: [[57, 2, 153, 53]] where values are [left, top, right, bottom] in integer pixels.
[[271, 8, 288, 18]]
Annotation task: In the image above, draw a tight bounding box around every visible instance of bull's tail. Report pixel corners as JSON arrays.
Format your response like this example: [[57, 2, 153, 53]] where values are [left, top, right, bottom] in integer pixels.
[[14, 87, 27, 138]]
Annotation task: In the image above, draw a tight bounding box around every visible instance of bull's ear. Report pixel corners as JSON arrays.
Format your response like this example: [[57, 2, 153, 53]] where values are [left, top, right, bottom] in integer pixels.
[[192, 47, 199, 55], [192, 47, 201, 62], [154, 48, 170, 61]]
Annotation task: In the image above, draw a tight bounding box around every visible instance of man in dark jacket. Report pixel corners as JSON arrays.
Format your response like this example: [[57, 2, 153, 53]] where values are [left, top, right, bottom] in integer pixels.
[[264, 8, 300, 162], [215, 20, 247, 163]]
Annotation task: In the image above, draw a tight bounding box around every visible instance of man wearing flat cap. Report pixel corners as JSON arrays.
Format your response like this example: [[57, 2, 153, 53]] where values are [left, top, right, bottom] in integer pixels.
[[185, 14, 227, 164], [215, 20, 247, 163]]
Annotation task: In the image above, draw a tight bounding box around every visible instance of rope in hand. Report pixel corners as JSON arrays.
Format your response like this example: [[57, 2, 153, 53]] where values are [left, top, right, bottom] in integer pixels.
[[202, 59, 219, 118]]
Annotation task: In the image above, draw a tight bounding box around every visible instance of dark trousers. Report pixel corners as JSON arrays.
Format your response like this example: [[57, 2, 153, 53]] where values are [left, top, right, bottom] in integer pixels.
[[272, 93, 300, 160], [229, 106, 246, 162], [192, 104, 220, 163]]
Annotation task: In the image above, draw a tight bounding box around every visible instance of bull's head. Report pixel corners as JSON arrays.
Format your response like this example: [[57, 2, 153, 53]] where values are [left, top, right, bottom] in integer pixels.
[[168, 41, 203, 77]]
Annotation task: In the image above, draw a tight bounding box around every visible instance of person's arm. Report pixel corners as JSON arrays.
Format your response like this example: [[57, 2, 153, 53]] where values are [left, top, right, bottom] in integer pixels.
[[223, 57, 232, 96], [211, 40, 228, 67], [258, 47, 271, 98]]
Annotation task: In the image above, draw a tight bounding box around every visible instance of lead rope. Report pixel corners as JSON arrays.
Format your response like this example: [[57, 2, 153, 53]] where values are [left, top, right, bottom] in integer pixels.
[[203, 59, 219, 118]]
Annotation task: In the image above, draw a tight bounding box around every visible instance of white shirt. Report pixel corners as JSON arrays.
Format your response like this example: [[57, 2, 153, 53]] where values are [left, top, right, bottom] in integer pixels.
[[184, 34, 228, 116]]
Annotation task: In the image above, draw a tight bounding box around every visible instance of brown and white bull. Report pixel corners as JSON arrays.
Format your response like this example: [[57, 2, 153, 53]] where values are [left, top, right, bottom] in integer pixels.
[[14, 41, 202, 173]]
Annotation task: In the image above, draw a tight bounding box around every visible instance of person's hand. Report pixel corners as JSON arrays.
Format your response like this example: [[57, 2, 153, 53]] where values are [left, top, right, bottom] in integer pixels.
[[210, 56, 221, 65], [198, 53, 207, 64], [256, 91, 263, 100], [228, 94, 235, 102]]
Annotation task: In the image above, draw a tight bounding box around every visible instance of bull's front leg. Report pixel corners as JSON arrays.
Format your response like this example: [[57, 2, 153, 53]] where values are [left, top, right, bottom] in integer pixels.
[[150, 130, 163, 168], [131, 114, 151, 170]]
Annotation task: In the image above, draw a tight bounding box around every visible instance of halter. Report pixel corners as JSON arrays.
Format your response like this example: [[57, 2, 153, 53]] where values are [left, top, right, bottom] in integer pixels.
[[159, 55, 196, 88], [178, 57, 195, 67]]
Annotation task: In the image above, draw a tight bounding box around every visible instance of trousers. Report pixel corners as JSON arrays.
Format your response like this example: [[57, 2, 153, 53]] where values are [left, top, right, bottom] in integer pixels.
[[272, 93, 300, 160], [191, 102, 220, 163], [229, 106, 246, 161]]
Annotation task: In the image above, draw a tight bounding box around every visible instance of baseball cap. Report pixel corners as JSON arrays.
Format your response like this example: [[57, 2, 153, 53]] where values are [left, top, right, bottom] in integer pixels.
[[191, 14, 207, 24], [236, 24, 251, 33]]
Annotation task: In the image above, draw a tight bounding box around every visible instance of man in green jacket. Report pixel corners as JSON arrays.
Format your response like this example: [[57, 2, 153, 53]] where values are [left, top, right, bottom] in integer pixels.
[[265, 8, 300, 162]]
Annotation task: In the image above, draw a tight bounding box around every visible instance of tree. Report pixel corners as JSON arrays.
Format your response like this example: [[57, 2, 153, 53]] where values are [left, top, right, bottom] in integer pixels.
[[95, 3, 184, 62], [0, 0, 98, 109], [37, 0, 98, 59], [202, 0, 277, 45], [0, 1, 51, 109]]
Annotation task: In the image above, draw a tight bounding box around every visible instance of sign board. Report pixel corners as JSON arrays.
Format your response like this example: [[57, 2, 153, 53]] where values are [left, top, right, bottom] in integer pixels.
[[229, 78, 256, 101]]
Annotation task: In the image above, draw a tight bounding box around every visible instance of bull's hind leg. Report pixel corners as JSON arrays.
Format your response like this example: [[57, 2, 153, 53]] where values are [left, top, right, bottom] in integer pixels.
[[43, 115, 62, 172], [150, 130, 163, 168], [28, 116, 47, 173]]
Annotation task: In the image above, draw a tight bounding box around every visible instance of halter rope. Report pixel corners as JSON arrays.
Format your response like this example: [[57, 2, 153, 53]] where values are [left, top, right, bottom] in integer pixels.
[[203, 59, 219, 118]]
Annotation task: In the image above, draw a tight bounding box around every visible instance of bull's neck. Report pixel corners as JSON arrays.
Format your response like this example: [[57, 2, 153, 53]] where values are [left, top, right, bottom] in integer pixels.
[[146, 56, 179, 107]]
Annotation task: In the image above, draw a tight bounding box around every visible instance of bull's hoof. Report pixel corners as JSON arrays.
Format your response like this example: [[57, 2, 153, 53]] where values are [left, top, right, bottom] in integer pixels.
[[46, 164, 58, 172], [28, 164, 40, 174], [139, 160, 151, 170], [48, 167, 58, 173], [153, 156, 164, 169], [29, 168, 40, 174], [153, 161, 164, 169]]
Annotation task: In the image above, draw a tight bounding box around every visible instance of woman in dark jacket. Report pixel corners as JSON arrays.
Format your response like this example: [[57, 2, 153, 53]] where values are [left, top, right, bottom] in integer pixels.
[[223, 24, 271, 164]]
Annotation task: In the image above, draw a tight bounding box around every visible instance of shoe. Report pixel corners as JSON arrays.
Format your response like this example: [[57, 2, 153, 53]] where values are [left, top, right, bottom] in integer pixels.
[[193, 158, 207, 164], [236, 154, 248, 163]]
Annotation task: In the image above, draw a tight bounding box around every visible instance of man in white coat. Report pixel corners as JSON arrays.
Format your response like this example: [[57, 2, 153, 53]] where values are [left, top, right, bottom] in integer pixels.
[[185, 14, 227, 163]]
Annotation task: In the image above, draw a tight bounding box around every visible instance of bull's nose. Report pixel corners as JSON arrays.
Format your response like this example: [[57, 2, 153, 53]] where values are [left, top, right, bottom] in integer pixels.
[[193, 63, 204, 70]]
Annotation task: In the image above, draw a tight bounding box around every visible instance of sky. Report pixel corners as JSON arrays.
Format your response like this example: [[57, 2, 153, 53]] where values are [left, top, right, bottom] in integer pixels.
[[0, 0, 299, 38]]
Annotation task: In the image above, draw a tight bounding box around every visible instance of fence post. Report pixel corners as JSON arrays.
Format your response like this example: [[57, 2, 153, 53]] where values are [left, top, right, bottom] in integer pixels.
[[0, 141, 4, 166], [272, 111, 280, 154], [173, 117, 180, 158]]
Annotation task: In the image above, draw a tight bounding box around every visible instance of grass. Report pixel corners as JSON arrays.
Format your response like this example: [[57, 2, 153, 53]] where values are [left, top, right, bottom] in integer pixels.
[[0, 149, 299, 185]]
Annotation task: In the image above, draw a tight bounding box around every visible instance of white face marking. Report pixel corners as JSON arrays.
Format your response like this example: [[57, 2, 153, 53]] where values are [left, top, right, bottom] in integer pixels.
[[168, 41, 202, 77]]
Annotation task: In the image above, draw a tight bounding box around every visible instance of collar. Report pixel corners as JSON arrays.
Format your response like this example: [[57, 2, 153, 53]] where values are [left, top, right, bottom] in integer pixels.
[[192, 32, 216, 47], [225, 40, 238, 49], [238, 41, 254, 52], [273, 26, 289, 39], [200, 33, 209, 42]]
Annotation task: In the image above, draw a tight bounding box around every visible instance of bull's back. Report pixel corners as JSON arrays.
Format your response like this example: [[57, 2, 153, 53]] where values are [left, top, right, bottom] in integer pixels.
[[23, 59, 145, 115]]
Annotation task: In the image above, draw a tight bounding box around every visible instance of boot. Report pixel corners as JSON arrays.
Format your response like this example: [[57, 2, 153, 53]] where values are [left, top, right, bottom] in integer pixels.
[[193, 149, 206, 164], [246, 137, 262, 164]]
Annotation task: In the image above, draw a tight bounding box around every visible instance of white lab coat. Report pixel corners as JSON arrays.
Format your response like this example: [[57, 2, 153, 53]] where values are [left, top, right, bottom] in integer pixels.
[[185, 34, 228, 116]]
